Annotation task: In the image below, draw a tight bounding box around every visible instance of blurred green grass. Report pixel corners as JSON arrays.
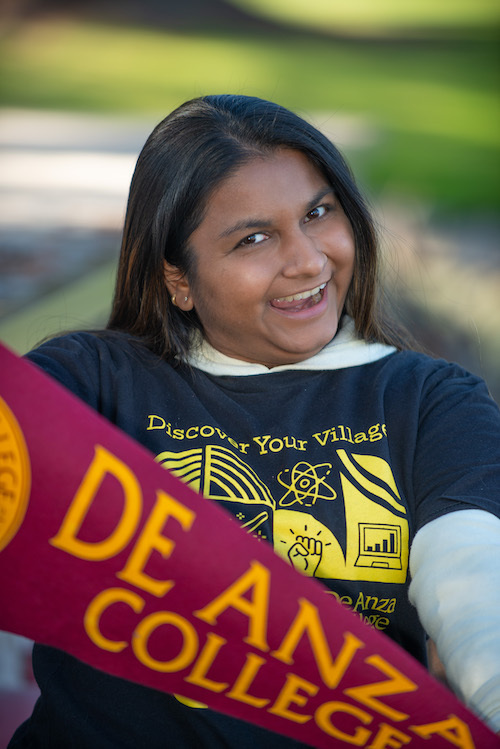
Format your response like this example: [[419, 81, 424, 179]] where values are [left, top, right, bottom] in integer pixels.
[[229, 0, 500, 37], [1, 19, 499, 212]]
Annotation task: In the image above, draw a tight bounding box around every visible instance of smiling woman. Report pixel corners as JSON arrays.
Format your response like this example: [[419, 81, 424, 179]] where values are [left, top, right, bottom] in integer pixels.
[[11, 95, 500, 748], [163, 150, 355, 367], [109, 95, 402, 364]]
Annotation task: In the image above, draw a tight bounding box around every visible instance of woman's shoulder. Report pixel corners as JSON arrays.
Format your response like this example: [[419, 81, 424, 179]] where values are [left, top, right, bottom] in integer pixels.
[[380, 347, 477, 379], [26, 330, 157, 367], [376, 348, 497, 409], [25, 330, 166, 406]]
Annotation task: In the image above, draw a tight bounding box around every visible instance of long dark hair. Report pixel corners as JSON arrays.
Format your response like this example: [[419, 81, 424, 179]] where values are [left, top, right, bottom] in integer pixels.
[[108, 94, 407, 361]]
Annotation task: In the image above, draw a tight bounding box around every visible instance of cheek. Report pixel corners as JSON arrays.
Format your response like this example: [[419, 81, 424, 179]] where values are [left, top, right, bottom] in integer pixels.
[[190, 263, 257, 325], [333, 229, 355, 276], [220, 260, 271, 300], [341, 222, 356, 256]]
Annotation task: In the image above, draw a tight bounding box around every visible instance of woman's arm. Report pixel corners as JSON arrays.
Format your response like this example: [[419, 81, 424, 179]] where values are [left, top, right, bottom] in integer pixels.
[[409, 509, 500, 733]]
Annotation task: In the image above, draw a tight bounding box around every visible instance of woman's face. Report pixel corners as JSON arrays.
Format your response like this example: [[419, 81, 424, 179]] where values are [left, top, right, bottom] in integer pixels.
[[176, 149, 355, 368]]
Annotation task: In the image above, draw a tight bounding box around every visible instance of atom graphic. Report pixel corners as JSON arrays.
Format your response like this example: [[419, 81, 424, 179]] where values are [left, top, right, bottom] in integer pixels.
[[277, 461, 336, 507]]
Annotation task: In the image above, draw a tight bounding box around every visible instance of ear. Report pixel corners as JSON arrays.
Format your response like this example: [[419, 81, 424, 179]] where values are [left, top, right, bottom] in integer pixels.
[[163, 260, 194, 311]]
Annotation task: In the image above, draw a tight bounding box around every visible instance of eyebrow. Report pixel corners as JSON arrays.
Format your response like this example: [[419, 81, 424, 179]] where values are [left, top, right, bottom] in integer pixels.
[[216, 186, 335, 240]]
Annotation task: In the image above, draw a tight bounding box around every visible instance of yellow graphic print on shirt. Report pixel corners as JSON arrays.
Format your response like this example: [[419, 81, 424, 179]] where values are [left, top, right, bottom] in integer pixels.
[[156, 445, 275, 540], [277, 461, 336, 507], [155, 445, 408, 584]]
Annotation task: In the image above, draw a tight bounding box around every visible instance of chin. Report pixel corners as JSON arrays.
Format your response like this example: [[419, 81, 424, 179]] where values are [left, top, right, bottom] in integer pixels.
[[291, 328, 338, 357], [273, 341, 331, 366]]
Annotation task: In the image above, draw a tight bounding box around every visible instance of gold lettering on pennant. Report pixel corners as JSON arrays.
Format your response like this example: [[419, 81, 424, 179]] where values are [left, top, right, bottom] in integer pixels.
[[226, 653, 270, 708], [117, 490, 195, 597], [268, 673, 317, 723], [194, 561, 270, 652], [314, 701, 372, 744], [344, 654, 418, 722], [185, 633, 229, 693], [50, 445, 141, 560], [84, 587, 144, 652], [410, 715, 475, 749], [271, 598, 364, 688], [368, 722, 411, 748], [132, 611, 198, 673], [0, 396, 31, 551]]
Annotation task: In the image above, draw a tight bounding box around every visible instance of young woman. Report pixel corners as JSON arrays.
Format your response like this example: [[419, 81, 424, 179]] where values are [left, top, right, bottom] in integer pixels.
[[9, 95, 500, 747]]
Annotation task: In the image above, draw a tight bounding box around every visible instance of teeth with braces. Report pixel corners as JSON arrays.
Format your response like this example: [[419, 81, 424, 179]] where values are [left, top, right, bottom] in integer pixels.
[[273, 282, 326, 303]]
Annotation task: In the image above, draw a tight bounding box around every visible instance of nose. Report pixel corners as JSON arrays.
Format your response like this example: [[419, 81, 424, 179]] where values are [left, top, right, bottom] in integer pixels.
[[280, 228, 326, 279]]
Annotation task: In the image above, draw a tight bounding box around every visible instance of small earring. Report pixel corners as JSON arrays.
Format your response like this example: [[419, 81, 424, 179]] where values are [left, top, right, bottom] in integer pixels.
[[171, 295, 177, 307], [184, 296, 189, 303]]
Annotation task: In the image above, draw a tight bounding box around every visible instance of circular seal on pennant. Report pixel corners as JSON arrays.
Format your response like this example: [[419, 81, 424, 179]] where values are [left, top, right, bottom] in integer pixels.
[[0, 396, 31, 551]]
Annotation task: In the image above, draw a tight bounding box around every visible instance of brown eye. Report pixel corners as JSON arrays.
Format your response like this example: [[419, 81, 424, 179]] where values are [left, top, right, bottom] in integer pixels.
[[305, 205, 328, 222], [238, 232, 268, 247]]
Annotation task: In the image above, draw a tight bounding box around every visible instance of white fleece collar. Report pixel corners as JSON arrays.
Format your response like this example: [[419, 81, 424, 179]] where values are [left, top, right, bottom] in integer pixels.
[[186, 317, 396, 376]]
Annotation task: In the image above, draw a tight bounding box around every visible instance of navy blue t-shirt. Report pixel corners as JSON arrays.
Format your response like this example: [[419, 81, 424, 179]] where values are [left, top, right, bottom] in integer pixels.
[[9, 331, 500, 748]]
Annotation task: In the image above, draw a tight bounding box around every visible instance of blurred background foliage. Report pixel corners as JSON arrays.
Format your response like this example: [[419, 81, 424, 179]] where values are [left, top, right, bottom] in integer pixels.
[[0, 0, 499, 398], [1, 0, 499, 212], [230, 0, 500, 38]]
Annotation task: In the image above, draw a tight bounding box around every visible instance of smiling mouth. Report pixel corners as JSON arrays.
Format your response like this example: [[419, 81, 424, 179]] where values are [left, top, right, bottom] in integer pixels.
[[273, 282, 327, 303], [271, 282, 327, 311]]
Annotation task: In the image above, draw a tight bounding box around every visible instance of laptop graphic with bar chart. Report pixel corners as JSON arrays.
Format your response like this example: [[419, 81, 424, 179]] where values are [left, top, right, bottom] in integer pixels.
[[355, 523, 403, 570]]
